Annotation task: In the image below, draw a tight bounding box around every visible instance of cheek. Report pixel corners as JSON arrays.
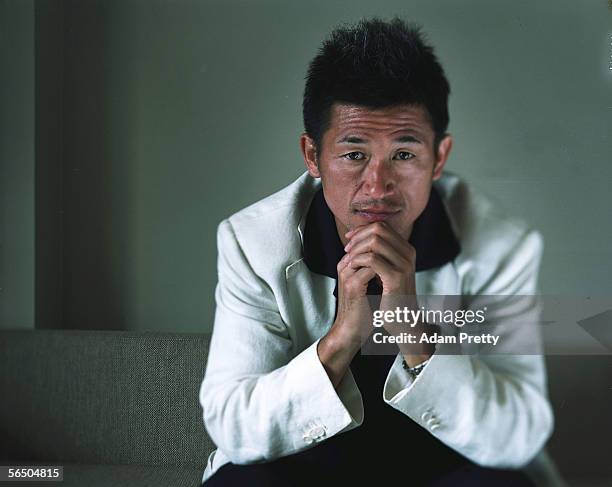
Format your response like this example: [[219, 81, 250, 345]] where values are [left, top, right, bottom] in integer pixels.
[[322, 167, 359, 200], [322, 180, 351, 213], [321, 180, 360, 230], [399, 178, 432, 212], [327, 164, 360, 183]]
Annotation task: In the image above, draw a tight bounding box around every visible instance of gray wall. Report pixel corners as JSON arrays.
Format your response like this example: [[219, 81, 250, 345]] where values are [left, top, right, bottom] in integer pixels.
[[1, 1, 611, 483], [0, 0, 35, 329], [2, 0, 610, 332]]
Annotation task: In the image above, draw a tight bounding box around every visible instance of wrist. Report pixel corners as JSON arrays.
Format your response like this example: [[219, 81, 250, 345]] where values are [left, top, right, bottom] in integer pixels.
[[400, 351, 433, 368], [317, 327, 360, 389], [319, 325, 361, 361]]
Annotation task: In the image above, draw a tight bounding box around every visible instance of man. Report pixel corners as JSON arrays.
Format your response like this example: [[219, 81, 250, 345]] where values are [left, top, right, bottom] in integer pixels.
[[199, 18, 553, 486]]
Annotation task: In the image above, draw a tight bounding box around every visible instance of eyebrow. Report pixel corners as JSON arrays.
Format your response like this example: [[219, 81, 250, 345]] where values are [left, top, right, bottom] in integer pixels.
[[336, 134, 423, 145]]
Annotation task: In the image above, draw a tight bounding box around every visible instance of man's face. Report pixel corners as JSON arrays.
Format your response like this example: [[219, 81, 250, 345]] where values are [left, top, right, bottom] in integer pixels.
[[301, 103, 453, 246]]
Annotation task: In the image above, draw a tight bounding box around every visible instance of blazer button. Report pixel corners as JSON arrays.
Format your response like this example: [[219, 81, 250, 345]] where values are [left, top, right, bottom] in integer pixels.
[[311, 426, 326, 439], [421, 411, 432, 422], [303, 434, 314, 445]]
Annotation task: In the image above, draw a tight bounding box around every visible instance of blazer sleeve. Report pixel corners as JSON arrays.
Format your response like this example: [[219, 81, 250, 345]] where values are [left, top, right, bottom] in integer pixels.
[[381, 228, 554, 468], [199, 219, 363, 465]]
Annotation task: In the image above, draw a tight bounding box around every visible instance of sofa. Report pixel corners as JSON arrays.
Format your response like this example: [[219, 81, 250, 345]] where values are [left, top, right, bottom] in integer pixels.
[[0, 329, 575, 486], [0, 330, 214, 487]]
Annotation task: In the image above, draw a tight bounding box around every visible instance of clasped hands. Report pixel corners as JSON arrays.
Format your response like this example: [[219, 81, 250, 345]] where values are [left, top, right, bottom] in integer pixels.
[[337, 221, 434, 367]]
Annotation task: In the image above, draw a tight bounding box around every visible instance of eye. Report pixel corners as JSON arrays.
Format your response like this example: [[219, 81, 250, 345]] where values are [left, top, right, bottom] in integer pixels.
[[343, 151, 366, 161], [394, 151, 415, 161]]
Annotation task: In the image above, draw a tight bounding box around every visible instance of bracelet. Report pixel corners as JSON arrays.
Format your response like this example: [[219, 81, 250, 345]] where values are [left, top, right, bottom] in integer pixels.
[[401, 357, 430, 380]]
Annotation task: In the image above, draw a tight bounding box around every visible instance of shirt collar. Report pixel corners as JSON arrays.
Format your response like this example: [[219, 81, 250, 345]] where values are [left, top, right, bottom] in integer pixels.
[[302, 185, 461, 297]]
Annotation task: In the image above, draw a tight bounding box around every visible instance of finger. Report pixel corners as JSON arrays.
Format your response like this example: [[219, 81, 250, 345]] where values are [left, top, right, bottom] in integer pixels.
[[338, 254, 368, 289], [349, 252, 397, 281], [346, 221, 397, 241], [339, 253, 362, 280], [344, 266, 378, 296], [350, 266, 377, 286], [345, 224, 369, 240], [346, 222, 408, 256], [348, 234, 412, 270], [337, 253, 351, 275]]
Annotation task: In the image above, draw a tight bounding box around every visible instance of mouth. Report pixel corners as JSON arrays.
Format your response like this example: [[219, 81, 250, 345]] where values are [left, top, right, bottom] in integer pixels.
[[354, 208, 400, 222]]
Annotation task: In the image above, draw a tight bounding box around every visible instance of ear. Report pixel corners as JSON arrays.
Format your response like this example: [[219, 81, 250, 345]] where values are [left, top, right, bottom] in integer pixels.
[[432, 134, 453, 181], [300, 133, 321, 178]]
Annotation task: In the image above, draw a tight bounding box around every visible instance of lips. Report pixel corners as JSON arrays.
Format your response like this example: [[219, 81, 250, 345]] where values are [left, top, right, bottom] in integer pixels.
[[355, 208, 399, 222]]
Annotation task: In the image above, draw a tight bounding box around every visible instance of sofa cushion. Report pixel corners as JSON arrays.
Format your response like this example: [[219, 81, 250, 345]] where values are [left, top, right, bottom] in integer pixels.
[[0, 330, 215, 468]]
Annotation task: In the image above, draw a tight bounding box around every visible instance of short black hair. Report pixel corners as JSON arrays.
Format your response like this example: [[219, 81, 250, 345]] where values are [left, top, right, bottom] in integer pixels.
[[303, 17, 451, 155]]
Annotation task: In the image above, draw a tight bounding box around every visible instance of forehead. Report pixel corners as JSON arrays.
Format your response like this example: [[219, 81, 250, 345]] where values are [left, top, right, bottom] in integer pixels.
[[327, 103, 433, 141]]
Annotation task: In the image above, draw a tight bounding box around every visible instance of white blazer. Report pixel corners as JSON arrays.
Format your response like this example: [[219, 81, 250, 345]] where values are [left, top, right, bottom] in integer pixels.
[[199, 171, 554, 483]]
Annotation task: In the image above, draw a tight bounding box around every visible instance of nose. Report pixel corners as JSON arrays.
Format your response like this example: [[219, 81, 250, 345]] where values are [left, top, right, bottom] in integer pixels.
[[362, 158, 395, 199]]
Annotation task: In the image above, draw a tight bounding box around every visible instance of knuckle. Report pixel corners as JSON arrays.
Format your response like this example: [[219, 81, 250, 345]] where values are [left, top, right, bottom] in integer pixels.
[[372, 222, 385, 234], [346, 281, 359, 294], [369, 235, 381, 251]]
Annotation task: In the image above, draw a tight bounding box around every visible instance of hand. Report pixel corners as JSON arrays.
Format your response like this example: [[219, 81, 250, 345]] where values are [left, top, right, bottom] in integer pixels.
[[316, 242, 380, 388], [334, 251, 379, 348], [345, 222, 433, 366], [344, 221, 416, 295]]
